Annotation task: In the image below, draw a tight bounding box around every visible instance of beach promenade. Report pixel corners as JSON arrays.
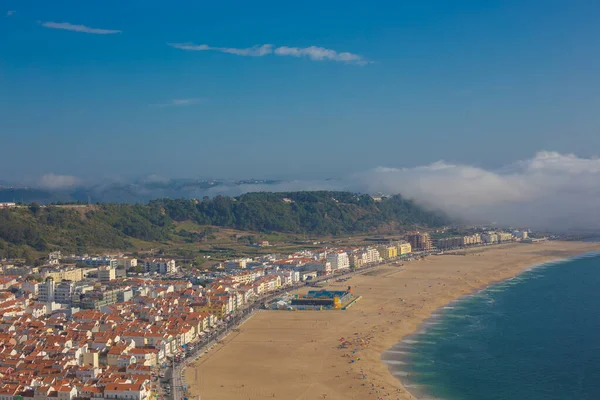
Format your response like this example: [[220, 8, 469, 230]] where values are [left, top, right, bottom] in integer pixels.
[[185, 241, 600, 400]]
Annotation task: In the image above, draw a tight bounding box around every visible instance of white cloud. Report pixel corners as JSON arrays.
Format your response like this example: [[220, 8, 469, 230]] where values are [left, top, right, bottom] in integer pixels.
[[41, 22, 121, 35], [168, 43, 273, 56], [348, 152, 600, 231], [34, 151, 600, 232], [38, 173, 81, 189], [150, 98, 204, 108], [274, 46, 368, 64], [6, 10, 16, 17], [193, 152, 600, 232], [168, 42, 368, 64]]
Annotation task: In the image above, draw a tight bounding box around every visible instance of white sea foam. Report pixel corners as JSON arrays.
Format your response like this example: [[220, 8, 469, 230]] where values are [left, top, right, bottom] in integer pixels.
[[392, 371, 410, 377], [444, 313, 469, 319], [383, 359, 406, 365], [402, 384, 421, 389], [402, 339, 420, 344], [386, 350, 410, 354]]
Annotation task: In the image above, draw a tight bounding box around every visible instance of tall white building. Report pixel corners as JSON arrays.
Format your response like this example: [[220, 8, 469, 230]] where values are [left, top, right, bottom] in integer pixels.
[[98, 266, 116, 284], [326, 252, 350, 271], [141, 259, 177, 274], [55, 280, 76, 304], [364, 248, 382, 264], [76, 257, 118, 268], [304, 261, 332, 275], [115, 257, 137, 269], [513, 231, 528, 240], [39, 278, 55, 303]]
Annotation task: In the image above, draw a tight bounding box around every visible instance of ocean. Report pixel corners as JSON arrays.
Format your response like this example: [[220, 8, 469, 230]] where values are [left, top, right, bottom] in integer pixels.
[[384, 251, 600, 400]]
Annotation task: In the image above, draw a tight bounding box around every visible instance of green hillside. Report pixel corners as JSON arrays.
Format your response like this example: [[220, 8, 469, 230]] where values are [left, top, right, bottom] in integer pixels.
[[0, 191, 448, 260]]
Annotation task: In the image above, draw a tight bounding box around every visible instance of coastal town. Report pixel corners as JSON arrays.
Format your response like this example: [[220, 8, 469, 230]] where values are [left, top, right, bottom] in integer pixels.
[[0, 227, 538, 400]]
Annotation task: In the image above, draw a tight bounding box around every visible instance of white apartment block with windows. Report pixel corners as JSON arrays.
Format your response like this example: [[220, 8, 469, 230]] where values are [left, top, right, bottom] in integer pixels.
[[141, 259, 177, 274], [98, 266, 116, 284], [326, 252, 350, 271], [115, 257, 138, 269], [304, 261, 332, 275], [39, 278, 55, 303], [364, 248, 382, 264], [481, 233, 499, 244], [55, 280, 76, 304]]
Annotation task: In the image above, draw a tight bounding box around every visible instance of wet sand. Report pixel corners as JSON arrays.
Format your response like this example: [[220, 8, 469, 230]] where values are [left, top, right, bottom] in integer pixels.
[[185, 241, 600, 400]]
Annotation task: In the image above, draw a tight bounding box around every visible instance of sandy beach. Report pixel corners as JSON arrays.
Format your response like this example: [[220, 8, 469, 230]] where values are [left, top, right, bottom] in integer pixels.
[[185, 241, 600, 400]]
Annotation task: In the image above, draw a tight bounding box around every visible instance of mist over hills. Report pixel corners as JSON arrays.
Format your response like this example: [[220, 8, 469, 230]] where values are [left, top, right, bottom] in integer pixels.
[[0, 179, 285, 205], [3, 151, 600, 233]]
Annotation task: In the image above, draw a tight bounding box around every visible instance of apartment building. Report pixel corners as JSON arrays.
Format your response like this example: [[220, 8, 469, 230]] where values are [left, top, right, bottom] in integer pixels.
[[326, 252, 350, 271], [397, 242, 412, 255], [463, 234, 482, 245], [406, 232, 433, 251], [115, 257, 138, 269], [39, 278, 55, 303], [365, 247, 382, 263], [348, 253, 363, 268], [55, 280, 76, 304], [98, 266, 116, 284], [79, 288, 120, 310], [43, 267, 86, 282], [435, 237, 465, 249], [141, 259, 177, 274], [497, 232, 513, 243], [513, 231, 528, 240], [481, 232, 499, 244], [76, 257, 118, 268], [377, 245, 398, 259], [303, 261, 332, 275]]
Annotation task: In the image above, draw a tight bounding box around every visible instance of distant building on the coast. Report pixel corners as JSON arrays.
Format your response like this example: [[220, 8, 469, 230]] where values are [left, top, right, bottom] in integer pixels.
[[435, 237, 464, 249], [291, 290, 353, 310], [377, 245, 398, 259], [497, 232, 513, 243], [513, 231, 528, 240], [115, 257, 137, 269], [463, 234, 482, 246], [141, 258, 177, 274], [435, 234, 483, 249], [481, 232, 499, 244], [406, 232, 433, 251], [303, 261, 332, 275], [397, 241, 412, 256], [326, 252, 350, 271]]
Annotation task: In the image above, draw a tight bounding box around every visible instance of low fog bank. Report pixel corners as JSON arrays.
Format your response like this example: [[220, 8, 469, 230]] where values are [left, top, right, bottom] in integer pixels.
[[204, 152, 600, 232], [27, 151, 600, 232]]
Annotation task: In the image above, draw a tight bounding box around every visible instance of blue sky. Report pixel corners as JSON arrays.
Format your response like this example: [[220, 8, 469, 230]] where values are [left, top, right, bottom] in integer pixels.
[[1, 0, 600, 182]]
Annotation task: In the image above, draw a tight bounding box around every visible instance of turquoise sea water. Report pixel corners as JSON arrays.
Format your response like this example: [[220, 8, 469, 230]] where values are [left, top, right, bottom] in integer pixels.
[[384, 252, 600, 400]]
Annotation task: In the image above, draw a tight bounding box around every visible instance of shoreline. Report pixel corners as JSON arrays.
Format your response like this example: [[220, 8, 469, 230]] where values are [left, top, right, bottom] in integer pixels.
[[185, 241, 600, 400], [385, 249, 600, 399]]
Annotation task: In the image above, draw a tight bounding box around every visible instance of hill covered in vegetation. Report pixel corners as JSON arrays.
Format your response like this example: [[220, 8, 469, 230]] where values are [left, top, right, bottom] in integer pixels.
[[0, 191, 448, 260]]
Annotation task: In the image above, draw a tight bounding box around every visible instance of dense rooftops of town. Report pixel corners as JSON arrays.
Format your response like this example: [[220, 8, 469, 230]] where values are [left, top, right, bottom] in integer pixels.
[[0, 229, 538, 399]]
